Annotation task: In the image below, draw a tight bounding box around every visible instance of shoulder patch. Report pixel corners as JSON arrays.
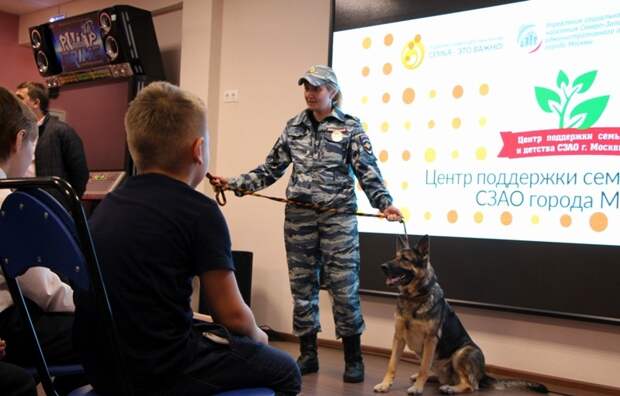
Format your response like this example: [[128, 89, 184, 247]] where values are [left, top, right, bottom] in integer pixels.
[[360, 134, 373, 155]]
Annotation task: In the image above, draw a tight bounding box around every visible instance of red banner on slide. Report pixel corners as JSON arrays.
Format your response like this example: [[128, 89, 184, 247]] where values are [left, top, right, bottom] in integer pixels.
[[498, 128, 620, 158]]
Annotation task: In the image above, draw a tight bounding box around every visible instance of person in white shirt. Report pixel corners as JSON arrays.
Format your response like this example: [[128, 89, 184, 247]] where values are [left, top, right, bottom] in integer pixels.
[[0, 86, 84, 395], [1, 337, 36, 396]]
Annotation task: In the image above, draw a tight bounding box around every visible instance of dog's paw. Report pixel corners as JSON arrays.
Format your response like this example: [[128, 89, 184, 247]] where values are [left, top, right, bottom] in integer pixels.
[[406, 385, 423, 395], [410, 373, 438, 383], [373, 382, 392, 393], [439, 384, 457, 394]]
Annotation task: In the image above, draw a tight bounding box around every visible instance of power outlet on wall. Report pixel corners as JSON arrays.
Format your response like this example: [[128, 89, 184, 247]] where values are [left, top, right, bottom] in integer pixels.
[[223, 89, 239, 103]]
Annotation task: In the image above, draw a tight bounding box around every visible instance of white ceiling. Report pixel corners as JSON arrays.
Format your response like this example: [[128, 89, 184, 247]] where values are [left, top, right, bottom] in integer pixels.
[[0, 0, 67, 15]]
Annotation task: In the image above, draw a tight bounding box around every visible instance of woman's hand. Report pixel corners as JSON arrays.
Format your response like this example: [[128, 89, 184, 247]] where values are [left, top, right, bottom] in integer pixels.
[[207, 174, 229, 190], [382, 205, 403, 222]]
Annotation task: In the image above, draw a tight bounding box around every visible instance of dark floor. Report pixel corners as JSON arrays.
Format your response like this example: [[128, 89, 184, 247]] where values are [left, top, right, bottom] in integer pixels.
[[271, 341, 585, 396]]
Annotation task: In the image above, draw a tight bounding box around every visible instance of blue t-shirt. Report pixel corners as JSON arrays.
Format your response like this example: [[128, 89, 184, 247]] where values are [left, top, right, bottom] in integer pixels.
[[75, 173, 234, 383]]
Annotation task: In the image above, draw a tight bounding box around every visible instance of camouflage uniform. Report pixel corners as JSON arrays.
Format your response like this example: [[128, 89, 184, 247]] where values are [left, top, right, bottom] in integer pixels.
[[228, 107, 392, 338]]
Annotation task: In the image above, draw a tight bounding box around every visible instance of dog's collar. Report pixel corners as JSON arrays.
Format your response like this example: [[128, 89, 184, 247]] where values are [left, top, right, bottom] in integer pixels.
[[398, 276, 437, 302]]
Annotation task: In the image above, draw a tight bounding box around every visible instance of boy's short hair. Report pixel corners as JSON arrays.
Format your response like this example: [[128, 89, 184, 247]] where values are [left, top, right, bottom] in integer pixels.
[[125, 82, 206, 173], [17, 81, 50, 114], [0, 87, 38, 163]]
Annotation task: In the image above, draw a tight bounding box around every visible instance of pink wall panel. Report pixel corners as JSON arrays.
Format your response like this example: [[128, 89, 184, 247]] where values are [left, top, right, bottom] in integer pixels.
[[0, 11, 42, 89]]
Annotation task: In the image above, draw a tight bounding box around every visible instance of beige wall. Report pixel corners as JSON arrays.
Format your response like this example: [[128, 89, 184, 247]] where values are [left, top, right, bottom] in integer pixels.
[[153, 7, 182, 85], [189, 0, 620, 388], [179, 0, 221, 183], [212, 0, 331, 331]]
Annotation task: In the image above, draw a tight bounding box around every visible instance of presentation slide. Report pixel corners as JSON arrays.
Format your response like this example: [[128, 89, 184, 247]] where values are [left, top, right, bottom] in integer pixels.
[[332, 0, 620, 247]]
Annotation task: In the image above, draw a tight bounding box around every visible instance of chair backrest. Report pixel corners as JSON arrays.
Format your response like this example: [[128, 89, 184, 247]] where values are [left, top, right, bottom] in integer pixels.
[[0, 190, 89, 290], [0, 177, 132, 396]]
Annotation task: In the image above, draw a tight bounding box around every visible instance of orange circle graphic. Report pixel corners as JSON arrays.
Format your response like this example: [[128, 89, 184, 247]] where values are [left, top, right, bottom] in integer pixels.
[[402, 88, 415, 104], [560, 214, 572, 227], [453, 85, 464, 99], [590, 212, 608, 232], [379, 150, 389, 162], [447, 210, 458, 223]]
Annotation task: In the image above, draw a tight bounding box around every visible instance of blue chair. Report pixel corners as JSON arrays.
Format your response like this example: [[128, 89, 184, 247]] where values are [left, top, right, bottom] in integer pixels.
[[0, 177, 275, 396], [0, 177, 129, 396]]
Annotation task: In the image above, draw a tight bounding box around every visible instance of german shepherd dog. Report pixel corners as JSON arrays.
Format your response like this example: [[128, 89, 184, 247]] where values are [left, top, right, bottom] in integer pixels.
[[374, 235, 548, 395]]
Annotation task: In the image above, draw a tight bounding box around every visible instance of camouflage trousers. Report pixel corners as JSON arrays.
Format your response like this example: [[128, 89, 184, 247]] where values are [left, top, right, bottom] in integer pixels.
[[284, 205, 365, 339]]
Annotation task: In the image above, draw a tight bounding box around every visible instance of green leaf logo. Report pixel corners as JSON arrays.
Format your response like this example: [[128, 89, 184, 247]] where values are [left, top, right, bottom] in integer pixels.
[[573, 71, 597, 93], [535, 87, 560, 113], [556, 70, 569, 89], [569, 96, 609, 129], [534, 70, 609, 129]]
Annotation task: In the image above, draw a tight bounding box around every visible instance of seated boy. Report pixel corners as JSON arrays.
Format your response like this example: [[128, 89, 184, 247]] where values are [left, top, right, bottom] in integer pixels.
[[0, 87, 39, 396], [74, 82, 301, 396]]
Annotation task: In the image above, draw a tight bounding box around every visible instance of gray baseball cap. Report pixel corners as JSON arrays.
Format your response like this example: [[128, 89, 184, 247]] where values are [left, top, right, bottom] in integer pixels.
[[297, 65, 339, 90]]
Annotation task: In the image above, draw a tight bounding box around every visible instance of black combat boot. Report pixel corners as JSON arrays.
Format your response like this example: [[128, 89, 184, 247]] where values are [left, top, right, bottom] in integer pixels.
[[342, 334, 364, 383], [296, 332, 318, 375]]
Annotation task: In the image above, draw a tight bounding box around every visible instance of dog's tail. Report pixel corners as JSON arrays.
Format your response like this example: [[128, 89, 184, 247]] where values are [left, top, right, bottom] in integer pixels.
[[481, 375, 549, 393]]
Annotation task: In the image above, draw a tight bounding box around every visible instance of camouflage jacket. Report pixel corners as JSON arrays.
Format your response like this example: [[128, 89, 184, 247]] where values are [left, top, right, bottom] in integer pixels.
[[228, 108, 393, 211]]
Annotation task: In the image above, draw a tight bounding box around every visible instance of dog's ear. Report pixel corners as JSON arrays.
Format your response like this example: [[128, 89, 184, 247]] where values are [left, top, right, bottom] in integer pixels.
[[396, 235, 410, 251], [415, 235, 430, 257]]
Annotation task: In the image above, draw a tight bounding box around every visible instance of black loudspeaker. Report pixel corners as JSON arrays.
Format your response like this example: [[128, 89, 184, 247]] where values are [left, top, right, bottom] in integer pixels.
[[28, 24, 62, 77], [97, 5, 165, 79], [199, 251, 254, 314]]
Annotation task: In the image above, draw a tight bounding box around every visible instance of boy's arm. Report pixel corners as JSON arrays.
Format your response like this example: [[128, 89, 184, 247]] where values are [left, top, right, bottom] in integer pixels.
[[199, 269, 268, 344], [17, 267, 74, 312]]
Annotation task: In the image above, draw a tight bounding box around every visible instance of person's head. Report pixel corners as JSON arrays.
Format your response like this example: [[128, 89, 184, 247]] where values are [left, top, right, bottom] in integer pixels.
[[298, 65, 342, 115], [16, 81, 49, 118], [0, 87, 38, 177], [125, 81, 208, 187]]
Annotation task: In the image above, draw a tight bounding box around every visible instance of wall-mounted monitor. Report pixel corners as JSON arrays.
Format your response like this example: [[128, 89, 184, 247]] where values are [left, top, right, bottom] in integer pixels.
[[49, 12, 108, 73], [28, 5, 165, 87]]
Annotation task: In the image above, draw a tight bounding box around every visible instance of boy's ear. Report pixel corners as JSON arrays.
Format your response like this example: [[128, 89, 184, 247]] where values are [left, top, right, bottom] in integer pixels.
[[11, 130, 26, 154], [191, 136, 204, 165]]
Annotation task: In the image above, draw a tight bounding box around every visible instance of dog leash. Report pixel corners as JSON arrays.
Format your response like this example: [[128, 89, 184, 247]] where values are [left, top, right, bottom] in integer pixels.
[[206, 172, 396, 221]]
